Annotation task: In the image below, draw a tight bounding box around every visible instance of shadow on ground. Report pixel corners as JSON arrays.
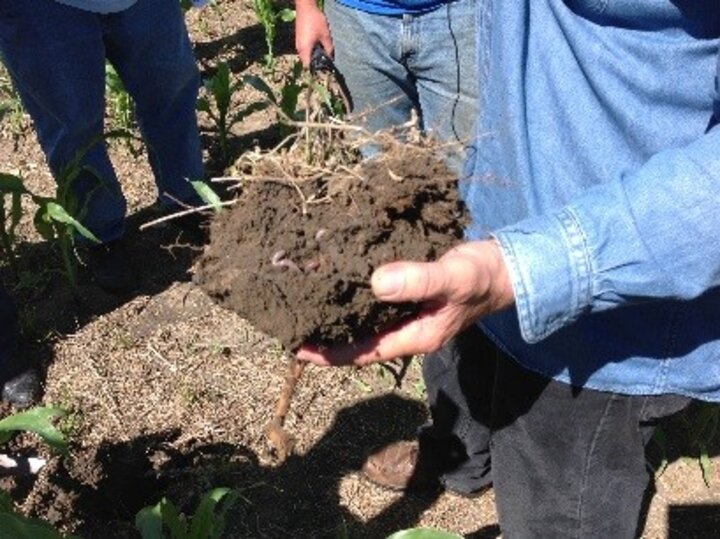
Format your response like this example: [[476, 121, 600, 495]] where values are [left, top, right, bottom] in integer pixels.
[[12, 394, 451, 538]]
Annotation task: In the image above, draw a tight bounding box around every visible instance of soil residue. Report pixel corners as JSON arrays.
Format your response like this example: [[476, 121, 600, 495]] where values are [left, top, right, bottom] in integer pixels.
[[194, 147, 468, 350]]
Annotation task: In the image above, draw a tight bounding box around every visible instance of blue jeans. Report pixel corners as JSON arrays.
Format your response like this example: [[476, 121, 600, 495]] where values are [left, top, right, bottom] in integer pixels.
[[422, 325, 690, 537], [325, 0, 478, 171], [0, 0, 203, 243]]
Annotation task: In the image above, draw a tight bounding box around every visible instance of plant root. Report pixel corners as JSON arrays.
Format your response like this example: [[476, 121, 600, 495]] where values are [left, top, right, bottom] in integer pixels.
[[265, 355, 307, 463]]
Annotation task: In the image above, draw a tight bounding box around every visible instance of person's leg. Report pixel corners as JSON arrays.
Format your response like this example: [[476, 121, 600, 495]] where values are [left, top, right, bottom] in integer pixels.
[[420, 324, 495, 494], [410, 0, 478, 171], [489, 354, 690, 538], [104, 0, 204, 210], [0, 0, 126, 243], [363, 325, 495, 494], [324, 0, 419, 141]]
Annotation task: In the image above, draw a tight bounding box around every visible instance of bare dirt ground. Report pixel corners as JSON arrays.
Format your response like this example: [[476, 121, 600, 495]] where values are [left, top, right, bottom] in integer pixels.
[[0, 1, 719, 537]]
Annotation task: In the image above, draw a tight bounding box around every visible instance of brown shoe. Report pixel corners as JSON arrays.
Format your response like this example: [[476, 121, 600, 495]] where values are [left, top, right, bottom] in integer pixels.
[[362, 440, 442, 492]]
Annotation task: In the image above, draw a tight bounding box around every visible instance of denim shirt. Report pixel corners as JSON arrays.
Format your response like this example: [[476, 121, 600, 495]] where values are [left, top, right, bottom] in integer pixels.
[[463, 0, 720, 400], [54, 0, 137, 13]]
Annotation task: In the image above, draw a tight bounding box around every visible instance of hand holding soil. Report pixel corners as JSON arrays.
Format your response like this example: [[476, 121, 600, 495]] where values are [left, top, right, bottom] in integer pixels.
[[297, 240, 516, 366], [194, 144, 470, 353]]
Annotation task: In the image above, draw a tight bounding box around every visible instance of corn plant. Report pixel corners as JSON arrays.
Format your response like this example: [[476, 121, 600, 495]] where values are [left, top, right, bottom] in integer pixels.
[[0, 159, 101, 287], [243, 61, 306, 137], [135, 487, 238, 539], [251, 0, 296, 70], [197, 62, 269, 164], [0, 407, 77, 539]]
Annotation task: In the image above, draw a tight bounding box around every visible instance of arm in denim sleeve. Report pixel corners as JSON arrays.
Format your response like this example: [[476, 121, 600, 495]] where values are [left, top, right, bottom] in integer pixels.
[[494, 58, 720, 344]]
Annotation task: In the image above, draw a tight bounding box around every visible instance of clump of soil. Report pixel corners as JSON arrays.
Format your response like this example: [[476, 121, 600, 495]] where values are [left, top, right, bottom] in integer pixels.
[[194, 145, 467, 351]]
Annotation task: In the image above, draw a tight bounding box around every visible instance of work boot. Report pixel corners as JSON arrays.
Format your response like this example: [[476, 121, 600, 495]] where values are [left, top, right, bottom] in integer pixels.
[[1, 368, 41, 409], [84, 239, 138, 294], [362, 440, 443, 492]]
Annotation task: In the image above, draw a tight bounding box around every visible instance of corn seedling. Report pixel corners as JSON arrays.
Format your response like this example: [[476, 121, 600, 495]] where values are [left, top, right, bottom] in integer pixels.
[[197, 62, 269, 165], [251, 0, 296, 70], [0, 407, 77, 539], [0, 151, 102, 287], [243, 61, 306, 138], [136, 487, 238, 539]]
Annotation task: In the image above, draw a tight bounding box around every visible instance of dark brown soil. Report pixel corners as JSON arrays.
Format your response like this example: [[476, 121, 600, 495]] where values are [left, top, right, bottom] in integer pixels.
[[195, 148, 467, 351]]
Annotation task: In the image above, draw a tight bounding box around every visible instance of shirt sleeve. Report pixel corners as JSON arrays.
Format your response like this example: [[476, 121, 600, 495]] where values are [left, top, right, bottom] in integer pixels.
[[494, 55, 720, 344]]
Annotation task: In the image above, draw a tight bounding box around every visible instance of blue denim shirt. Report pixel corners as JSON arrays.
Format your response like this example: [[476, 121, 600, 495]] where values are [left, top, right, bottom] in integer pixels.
[[55, 0, 137, 13], [463, 0, 720, 400]]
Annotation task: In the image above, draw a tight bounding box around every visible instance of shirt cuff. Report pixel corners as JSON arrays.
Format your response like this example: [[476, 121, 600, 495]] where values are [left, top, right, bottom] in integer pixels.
[[493, 208, 594, 343]]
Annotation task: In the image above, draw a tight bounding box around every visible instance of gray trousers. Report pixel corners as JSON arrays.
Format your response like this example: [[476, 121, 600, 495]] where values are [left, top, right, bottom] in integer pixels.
[[421, 325, 690, 538]]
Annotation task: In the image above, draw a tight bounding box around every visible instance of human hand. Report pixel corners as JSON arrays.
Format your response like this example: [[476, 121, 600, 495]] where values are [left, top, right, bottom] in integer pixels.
[[296, 240, 515, 366], [295, 0, 334, 68]]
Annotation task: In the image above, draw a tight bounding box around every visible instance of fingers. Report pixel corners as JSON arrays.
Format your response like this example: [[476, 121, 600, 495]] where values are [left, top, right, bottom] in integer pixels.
[[296, 311, 452, 367], [372, 261, 449, 304]]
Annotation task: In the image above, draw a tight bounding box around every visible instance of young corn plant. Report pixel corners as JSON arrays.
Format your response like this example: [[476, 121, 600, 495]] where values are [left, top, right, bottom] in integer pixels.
[[0, 155, 101, 288], [251, 0, 296, 70], [135, 487, 238, 539], [0, 407, 76, 539], [243, 60, 306, 138], [197, 62, 269, 165]]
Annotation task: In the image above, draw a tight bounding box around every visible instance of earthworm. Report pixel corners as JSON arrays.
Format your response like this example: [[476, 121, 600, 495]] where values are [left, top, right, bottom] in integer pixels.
[[315, 228, 329, 242], [270, 249, 301, 272]]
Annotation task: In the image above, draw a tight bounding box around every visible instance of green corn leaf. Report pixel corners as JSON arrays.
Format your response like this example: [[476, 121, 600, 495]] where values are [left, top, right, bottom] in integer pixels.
[[229, 101, 269, 128], [188, 487, 232, 539], [160, 498, 188, 539], [135, 500, 164, 539], [0, 407, 68, 454], [209, 63, 232, 114], [44, 202, 100, 243], [311, 82, 334, 110], [0, 490, 12, 513], [189, 180, 222, 212], [0, 513, 80, 539], [242, 75, 278, 105], [196, 96, 213, 116], [210, 490, 239, 539], [386, 528, 463, 539], [699, 443, 713, 487]]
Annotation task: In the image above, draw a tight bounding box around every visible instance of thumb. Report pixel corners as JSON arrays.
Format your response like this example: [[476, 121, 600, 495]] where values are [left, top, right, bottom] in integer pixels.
[[371, 261, 447, 303]]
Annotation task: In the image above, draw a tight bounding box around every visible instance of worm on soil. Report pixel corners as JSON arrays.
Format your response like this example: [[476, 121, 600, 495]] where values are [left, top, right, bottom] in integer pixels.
[[270, 249, 301, 272]]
